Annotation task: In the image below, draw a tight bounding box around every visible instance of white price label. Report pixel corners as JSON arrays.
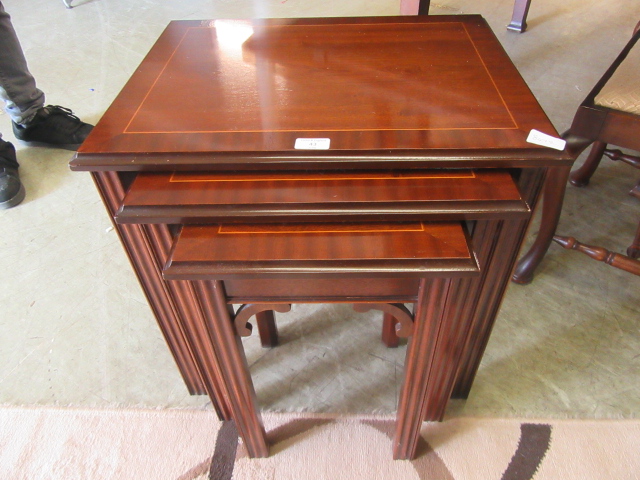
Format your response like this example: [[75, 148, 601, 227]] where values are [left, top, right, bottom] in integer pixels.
[[294, 138, 331, 150], [526, 129, 567, 151]]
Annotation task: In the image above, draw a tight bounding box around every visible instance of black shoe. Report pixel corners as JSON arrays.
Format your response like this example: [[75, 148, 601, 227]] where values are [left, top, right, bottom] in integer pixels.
[[0, 140, 25, 210], [12, 105, 93, 148]]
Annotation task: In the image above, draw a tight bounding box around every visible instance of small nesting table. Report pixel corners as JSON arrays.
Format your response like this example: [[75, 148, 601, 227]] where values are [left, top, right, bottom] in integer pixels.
[[71, 15, 571, 459]]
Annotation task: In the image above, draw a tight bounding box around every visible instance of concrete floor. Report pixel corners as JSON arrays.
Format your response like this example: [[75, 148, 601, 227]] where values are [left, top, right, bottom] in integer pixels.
[[0, 0, 638, 420]]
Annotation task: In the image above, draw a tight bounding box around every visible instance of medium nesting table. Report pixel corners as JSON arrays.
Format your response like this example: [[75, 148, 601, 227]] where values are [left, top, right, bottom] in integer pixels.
[[71, 15, 571, 459]]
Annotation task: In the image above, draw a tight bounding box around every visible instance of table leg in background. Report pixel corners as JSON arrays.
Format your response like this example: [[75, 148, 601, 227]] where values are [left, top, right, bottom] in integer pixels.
[[507, 0, 533, 32]]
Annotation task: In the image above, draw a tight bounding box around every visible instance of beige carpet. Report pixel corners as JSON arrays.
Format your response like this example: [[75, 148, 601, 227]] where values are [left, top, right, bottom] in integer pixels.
[[1, 407, 639, 480]]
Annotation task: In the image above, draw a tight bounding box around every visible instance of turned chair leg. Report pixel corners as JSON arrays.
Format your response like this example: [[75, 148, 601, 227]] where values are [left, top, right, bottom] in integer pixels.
[[570, 141, 607, 187], [596, 150, 640, 258], [553, 236, 640, 276]]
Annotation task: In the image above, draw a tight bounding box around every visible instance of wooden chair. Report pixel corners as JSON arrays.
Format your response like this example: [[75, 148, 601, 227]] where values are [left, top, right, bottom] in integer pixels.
[[513, 21, 640, 282]]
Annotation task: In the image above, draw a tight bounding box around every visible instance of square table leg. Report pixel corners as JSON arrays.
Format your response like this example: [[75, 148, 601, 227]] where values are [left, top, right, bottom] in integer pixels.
[[451, 219, 527, 398], [414, 217, 538, 420], [453, 167, 547, 398], [193, 280, 269, 458], [92, 171, 234, 419], [91, 173, 205, 394], [394, 277, 452, 460]]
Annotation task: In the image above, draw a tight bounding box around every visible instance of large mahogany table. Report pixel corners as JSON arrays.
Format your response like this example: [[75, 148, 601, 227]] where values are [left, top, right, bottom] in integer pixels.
[[70, 15, 571, 459]]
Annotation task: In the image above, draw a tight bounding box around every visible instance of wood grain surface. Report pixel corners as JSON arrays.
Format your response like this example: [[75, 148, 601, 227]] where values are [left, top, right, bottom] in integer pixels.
[[164, 222, 478, 280], [117, 169, 529, 224], [71, 16, 571, 171]]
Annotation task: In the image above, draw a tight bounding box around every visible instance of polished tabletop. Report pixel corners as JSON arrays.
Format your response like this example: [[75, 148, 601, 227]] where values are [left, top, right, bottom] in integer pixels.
[[72, 15, 571, 170]]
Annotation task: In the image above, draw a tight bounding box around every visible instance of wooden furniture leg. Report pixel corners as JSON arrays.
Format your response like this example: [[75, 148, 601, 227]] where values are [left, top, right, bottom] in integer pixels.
[[382, 312, 400, 348], [91, 173, 208, 397], [569, 141, 607, 187], [234, 304, 292, 348], [507, 0, 532, 33], [394, 278, 451, 460], [399, 0, 430, 15], [553, 236, 640, 275], [92, 172, 239, 420], [193, 280, 269, 458], [421, 275, 476, 418], [250, 305, 403, 349], [405, 0, 532, 33], [454, 167, 546, 398], [603, 153, 640, 261], [604, 149, 640, 170], [256, 310, 279, 348], [570, 147, 640, 259], [452, 220, 528, 397], [512, 166, 572, 284]]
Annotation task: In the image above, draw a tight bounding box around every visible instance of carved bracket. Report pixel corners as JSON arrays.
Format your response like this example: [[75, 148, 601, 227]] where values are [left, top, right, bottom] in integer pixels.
[[353, 303, 414, 337], [234, 304, 292, 337]]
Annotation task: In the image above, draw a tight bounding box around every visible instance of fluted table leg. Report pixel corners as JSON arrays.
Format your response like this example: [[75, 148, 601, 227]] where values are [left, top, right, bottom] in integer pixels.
[[193, 280, 269, 458], [394, 278, 451, 460]]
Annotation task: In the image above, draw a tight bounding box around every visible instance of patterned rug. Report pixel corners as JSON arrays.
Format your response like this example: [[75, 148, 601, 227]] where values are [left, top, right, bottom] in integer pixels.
[[1, 407, 638, 479]]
